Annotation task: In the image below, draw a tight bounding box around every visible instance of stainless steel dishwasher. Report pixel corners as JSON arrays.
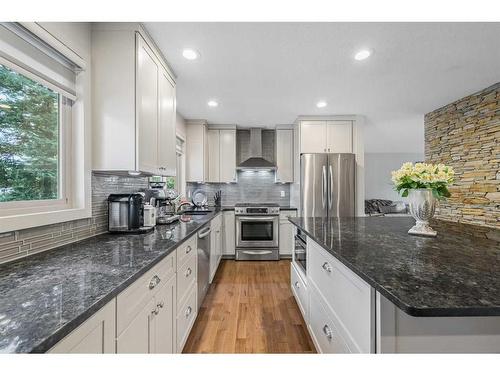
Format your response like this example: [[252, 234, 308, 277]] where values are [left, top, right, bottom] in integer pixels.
[[197, 224, 211, 308]]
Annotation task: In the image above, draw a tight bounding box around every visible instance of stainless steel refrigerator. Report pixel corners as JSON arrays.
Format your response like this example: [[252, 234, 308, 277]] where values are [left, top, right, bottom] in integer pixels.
[[300, 153, 356, 218]]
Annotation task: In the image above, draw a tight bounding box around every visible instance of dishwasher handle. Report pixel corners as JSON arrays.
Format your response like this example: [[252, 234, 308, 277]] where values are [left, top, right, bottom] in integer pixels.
[[198, 227, 211, 238]]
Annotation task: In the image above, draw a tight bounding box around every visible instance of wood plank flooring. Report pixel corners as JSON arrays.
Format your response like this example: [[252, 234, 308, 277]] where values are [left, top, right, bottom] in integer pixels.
[[183, 260, 316, 353]]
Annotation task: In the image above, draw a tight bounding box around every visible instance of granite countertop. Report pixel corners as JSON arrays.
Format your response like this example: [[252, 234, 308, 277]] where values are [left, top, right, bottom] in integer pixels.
[[279, 206, 298, 210], [289, 216, 500, 317], [0, 210, 222, 353]]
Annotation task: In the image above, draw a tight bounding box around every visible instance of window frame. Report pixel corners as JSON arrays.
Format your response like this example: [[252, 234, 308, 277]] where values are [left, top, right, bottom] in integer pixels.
[[0, 22, 91, 233]]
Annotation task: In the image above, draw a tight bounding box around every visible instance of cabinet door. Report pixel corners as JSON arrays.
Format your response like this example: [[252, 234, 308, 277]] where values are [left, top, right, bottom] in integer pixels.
[[136, 35, 159, 174], [223, 211, 235, 256], [276, 129, 294, 182], [216, 224, 222, 265], [117, 297, 156, 353], [207, 129, 220, 182], [49, 301, 115, 353], [186, 124, 207, 182], [219, 129, 237, 183], [326, 121, 352, 153], [279, 222, 294, 256], [154, 275, 176, 353], [158, 68, 176, 176], [300, 121, 327, 153]]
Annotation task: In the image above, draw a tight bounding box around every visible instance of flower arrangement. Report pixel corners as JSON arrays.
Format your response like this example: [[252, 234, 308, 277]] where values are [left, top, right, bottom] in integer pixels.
[[391, 162, 455, 199]]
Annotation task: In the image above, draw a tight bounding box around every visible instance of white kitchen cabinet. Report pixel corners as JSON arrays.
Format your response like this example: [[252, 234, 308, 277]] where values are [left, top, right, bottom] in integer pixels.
[[204, 128, 237, 183], [49, 301, 116, 354], [220, 129, 237, 183], [186, 120, 208, 182], [158, 68, 177, 176], [279, 210, 296, 257], [136, 35, 159, 174], [223, 210, 235, 256], [207, 129, 220, 182], [275, 129, 294, 183], [299, 120, 352, 154], [117, 274, 176, 353], [326, 121, 352, 153], [91, 24, 176, 175]]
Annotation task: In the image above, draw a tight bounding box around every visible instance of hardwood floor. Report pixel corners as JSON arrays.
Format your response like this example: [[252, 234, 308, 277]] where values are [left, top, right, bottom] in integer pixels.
[[183, 260, 316, 353]]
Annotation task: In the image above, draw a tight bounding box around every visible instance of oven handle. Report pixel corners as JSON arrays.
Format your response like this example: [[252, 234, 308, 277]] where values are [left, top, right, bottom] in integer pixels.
[[241, 250, 273, 255], [237, 216, 278, 221]]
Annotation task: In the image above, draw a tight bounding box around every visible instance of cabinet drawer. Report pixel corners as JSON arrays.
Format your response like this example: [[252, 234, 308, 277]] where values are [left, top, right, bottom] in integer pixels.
[[291, 262, 308, 321], [177, 283, 197, 352], [177, 249, 197, 306], [117, 251, 175, 335], [177, 235, 196, 268], [309, 285, 351, 354], [308, 239, 373, 353]]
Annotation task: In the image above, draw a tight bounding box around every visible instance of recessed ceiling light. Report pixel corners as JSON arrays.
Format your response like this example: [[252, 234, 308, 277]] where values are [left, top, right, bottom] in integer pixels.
[[182, 48, 200, 60], [316, 101, 327, 108], [354, 49, 372, 61], [207, 100, 218, 107]]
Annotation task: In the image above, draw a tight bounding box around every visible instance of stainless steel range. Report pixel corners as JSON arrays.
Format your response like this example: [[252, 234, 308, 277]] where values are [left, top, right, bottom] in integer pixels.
[[235, 203, 280, 261]]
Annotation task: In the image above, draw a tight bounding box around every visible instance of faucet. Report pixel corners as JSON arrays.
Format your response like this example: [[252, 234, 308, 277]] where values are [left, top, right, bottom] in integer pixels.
[[176, 201, 194, 214]]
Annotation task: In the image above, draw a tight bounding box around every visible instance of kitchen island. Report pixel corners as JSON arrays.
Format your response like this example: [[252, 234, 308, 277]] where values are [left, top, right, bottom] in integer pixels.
[[0, 210, 223, 353], [289, 216, 500, 353]]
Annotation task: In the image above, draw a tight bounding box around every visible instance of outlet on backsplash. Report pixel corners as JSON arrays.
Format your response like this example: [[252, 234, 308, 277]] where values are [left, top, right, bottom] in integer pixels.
[[280, 191, 285, 197]]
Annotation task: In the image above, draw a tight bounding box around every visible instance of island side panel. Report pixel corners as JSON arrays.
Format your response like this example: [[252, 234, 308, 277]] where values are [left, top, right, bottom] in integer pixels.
[[376, 292, 500, 353]]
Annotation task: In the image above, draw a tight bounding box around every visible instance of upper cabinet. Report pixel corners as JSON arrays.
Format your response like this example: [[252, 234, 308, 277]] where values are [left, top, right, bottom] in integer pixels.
[[91, 24, 176, 176], [275, 128, 294, 183], [299, 120, 352, 154], [187, 124, 236, 183]]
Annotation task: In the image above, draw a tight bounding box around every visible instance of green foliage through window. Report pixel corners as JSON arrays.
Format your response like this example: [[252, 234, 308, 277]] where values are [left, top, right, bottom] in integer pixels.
[[0, 64, 60, 203]]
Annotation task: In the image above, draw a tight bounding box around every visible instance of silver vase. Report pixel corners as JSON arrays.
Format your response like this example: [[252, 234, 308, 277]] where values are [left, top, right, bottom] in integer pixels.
[[407, 188, 437, 237]]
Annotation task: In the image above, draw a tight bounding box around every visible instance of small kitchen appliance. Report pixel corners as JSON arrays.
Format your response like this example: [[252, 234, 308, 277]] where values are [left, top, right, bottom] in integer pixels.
[[107, 193, 153, 234]]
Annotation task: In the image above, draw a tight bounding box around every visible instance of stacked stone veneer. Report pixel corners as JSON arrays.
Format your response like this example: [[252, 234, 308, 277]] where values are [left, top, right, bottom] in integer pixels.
[[425, 82, 499, 228]]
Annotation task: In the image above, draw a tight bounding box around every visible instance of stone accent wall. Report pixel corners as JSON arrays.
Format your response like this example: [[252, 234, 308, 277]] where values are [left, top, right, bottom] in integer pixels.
[[0, 173, 148, 264], [425, 82, 499, 228]]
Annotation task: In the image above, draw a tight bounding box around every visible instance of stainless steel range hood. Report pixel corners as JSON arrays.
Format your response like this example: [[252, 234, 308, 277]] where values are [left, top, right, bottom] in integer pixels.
[[237, 128, 276, 170]]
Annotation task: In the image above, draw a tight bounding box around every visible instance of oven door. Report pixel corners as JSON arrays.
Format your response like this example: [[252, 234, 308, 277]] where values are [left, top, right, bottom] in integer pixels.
[[235, 216, 279, 248]]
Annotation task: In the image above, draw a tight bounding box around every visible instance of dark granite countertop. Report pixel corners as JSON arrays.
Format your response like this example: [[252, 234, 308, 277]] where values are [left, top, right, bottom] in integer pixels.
[[289, 216, 500, 317], [0, 210, 223, 353], [280, 206, 298, 210]]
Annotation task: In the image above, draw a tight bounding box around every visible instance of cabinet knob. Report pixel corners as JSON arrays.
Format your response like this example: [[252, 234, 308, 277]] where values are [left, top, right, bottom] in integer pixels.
[[157, 301, 164, 309], [294, 281, 300, 289], [149, 275, 161, 289], [185, 267, 192, 277], [322, 324, 333, 340], [151, 307, 159, 316], [186, 245, 192, 254], [322, 262, 332, 273], [185, 306, 192, 318]]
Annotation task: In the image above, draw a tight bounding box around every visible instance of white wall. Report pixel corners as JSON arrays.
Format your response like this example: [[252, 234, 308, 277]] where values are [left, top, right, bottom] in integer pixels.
[[365, 153, 424, 202]]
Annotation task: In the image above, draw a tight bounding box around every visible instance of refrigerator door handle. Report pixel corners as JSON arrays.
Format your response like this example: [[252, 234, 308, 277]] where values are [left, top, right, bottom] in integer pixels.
[[322, 165, 327, 209], [328, 164, 333, 210]]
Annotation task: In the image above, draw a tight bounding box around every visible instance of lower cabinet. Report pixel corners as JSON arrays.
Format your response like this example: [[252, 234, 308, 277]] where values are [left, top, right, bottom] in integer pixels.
[[116, 274, 176, 353], [176, 283, 197, 352], [279, 210, 297, 257], [49, 301, 116, 353], [223, 210, 235, 256], [210, 214, 223, 282]]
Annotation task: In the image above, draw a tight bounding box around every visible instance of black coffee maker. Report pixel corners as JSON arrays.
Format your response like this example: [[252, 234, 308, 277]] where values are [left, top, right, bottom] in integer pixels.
[[107, 193, 153, 234]]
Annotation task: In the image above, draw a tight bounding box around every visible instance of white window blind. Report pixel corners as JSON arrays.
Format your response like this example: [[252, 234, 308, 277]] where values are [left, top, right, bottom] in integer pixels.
[[0, 23, 79, 100]]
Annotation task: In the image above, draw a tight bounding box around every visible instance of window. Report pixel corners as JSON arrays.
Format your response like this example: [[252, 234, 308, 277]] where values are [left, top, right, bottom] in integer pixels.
[[0, 63, 62, 203], [0, 22, 89, 232]]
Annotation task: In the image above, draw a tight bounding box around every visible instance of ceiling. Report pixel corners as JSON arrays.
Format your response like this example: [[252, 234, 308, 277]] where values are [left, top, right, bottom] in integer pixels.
[[145, 22, 500, 153]]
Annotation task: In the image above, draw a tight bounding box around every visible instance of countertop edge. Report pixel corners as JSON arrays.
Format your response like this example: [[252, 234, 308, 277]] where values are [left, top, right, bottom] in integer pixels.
[[29, 210, 223, 353], [289, 218, 500, 318]]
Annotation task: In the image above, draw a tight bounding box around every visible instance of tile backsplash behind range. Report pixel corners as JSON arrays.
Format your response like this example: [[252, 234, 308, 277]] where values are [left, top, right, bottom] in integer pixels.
[[187, 170, 290, 206], [0, 173, 148, 264]]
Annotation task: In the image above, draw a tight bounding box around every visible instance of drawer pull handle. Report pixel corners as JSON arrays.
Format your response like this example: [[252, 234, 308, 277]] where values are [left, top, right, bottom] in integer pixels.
[[157, 301, 164, 309], [322, 262, 332, 273], [151, 307, 159, 316], [294, 281, 300, 289], [185, 267, 192, 277], [149, 275, 161, 289], [185, 306, 192, 318], [186, 245, 192, 254], [323, 324, 333, 340]]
